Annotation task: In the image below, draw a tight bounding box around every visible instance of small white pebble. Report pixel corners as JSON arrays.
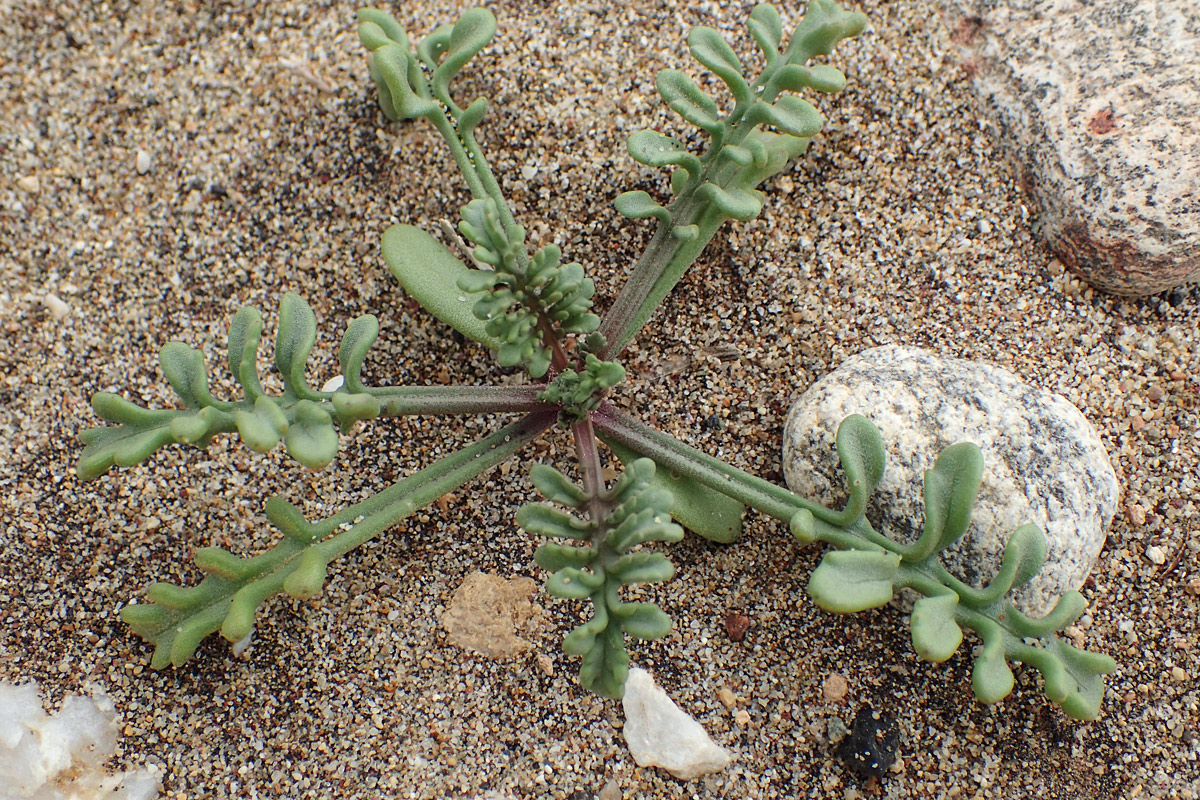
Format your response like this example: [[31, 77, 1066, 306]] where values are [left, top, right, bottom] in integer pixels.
[[136, 149, 153, 174], [17, 175, 39, 193], [231, 632, 253, 657], [43, 293, 70, 319], [1146, 545, 1166, 565], [321, 375, 345, 393]]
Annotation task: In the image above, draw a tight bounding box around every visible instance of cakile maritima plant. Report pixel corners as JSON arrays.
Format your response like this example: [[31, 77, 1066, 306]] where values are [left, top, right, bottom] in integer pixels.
[[80, 1, 1115, 722]]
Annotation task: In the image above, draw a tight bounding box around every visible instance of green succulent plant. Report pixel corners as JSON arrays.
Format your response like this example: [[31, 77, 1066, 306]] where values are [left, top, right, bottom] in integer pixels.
[[81, 1, 1114, 721]]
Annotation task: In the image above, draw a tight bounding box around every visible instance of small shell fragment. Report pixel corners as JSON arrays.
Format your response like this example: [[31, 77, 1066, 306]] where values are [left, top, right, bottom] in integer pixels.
[[43, 294, 70, 319]]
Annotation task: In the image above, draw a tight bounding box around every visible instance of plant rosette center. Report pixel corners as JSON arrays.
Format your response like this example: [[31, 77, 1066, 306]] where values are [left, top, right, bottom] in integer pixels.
[[537, 353, 626, 424]]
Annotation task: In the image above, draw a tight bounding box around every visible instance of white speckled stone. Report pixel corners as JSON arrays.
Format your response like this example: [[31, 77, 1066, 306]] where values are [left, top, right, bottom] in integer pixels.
[[622, 668, 732, 780], [783, 345, 1120, 616], [944, 0, 1200, 295]]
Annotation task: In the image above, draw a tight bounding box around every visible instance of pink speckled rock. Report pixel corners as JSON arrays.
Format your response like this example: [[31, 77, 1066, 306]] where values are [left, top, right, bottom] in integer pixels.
[[946, 0, 1200, 296]]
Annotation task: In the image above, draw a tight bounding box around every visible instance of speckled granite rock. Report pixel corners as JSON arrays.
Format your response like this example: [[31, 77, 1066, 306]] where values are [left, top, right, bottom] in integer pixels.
[[944, 0, 1200, 296], [782, 346, 1119, 616]]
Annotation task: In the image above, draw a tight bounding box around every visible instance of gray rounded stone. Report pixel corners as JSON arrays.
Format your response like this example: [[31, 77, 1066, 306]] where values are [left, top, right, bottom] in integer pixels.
[[782, 345, 1119, 616]]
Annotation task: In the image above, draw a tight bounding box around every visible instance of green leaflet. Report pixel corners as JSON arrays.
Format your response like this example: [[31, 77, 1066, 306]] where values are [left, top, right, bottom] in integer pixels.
[[909, 592, 962, 663], [284, 401, 339, 470], [275, 292, 320, 399], [603, 437, 745, 544], [381, 223, 501, 349], [1041, 638, 1115, 721], [227, 306, 265, 398], [234, 396, 289, 453], [608, 552, 675, 584], [1000, 523, 1049, 593], [775, 63, 847, 94], [338, 314, 380, 393], [833, 414, 887, 524], [516, 503, 593, 541], [626, 130, 701, 172], [787, 0, 868, 60], [529, 463, 590, 508], [971, 627, 1015, 704], [431, 8, 496, 103], [748, 4, 784, 61], [905, 441, 984, 562], [687, 27, 749, 104], [749, 95, 825, 139], [808, 549, 900, 613], [697, 182, 763, 221], [656, 70, 722, 131], [614, 191, 671, 225], [159, 343, 215, 409], [357, 8, 407, 50]]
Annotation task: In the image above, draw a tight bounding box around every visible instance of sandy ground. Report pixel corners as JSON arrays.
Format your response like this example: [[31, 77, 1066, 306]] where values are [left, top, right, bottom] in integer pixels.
[[2, 0, 1197, 798]]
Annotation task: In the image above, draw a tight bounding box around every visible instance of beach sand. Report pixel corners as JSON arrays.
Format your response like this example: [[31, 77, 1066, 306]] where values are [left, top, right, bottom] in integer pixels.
[[2, 0, 1197, 797]]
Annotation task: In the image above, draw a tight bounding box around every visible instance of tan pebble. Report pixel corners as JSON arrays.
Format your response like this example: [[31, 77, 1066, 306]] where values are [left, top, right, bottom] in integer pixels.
[[136, 149, 153, 174], [43, 294, 70, 319], [733, 710, 751, 726], [1131, 415, 1146, 432], [716, 687, 736, 709], [1146, 384, 1164, 402], [598, 779, 621, 800], [822, 672, 849, 702], [1171, 666, 1188, 682], [1125, 503, 1146, 526], [16, 175, 39, 193], [536, 653, 554, 676], [1188, 578, 1200, 596], [1146, 545, 1166, 565]]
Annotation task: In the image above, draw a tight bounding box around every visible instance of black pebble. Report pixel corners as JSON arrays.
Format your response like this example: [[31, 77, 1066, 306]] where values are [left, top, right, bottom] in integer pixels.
[[835, 704, 899, 780]]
